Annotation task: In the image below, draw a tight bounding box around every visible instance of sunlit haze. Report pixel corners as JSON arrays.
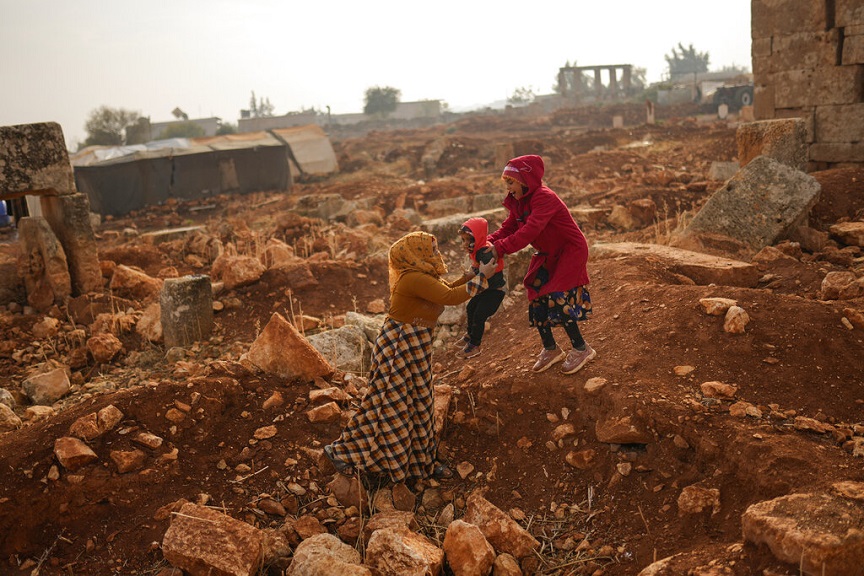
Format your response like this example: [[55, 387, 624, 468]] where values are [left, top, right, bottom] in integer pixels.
[[0, 0, 752, 148]]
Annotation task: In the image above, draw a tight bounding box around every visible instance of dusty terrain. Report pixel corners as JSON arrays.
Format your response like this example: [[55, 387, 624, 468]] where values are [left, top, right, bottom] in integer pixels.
[[1, 104, 863, 575]]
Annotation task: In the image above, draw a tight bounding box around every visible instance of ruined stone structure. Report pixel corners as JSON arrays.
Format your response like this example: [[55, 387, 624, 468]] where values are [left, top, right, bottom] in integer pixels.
[[752, 0, 864, 168], [557, 64, 634, 101], [0, 122, 102, 308]]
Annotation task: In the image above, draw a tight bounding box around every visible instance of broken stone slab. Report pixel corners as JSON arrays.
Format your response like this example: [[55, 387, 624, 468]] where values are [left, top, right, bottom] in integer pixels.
[[109, 264, 163, 303], [160, 275, 214, 348], [162, 502, 263, 576], [679, 156, 821, 253], [16, 217, 72, 310], [595, 414, 655, 445], [433, 384, 453, 435], [591, 242, 760, 287], [737, 118, 808, 171], [741, 483, 864, 576]]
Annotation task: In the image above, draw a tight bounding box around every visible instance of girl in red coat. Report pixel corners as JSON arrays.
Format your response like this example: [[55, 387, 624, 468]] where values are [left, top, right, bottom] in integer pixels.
[[489, 155, 595, 374]]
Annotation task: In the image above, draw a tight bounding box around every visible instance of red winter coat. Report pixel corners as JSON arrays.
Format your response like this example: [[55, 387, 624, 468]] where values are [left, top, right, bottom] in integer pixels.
[[488, 155, 589, 301]]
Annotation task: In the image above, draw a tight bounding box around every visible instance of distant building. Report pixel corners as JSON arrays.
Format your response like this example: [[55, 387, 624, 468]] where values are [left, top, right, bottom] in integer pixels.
[[149, 117, 221, 140], [237, 100, 443, 132]]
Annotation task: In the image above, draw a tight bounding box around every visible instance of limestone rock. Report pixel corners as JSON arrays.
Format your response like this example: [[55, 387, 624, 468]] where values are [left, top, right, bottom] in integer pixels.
[[365, 527, 444, 576], [109, 264, 163, 303], [829, 221, 864, 247], [595, 415, 654, 444], [245, 313, 333, 380], [0, 403, 22, 432], [54, 436, 98, 470], [87, 332, 123, 363], [22, 367, 70, 405], [285, 533, 370, 576], [700, 381, 738, 400], [723, 306, 749, 334], [699, 297, 737, 316], [677, 485, 721, 515], [742, 486, 864, 575], [364, 510, 419, 541], [16, 217, 72, 310], [443, 519, 495, 576], [307, 324, 369, 374], [110, 449, 147, 473], [162, 503, 263, 576], [462, 491, 540, 559]]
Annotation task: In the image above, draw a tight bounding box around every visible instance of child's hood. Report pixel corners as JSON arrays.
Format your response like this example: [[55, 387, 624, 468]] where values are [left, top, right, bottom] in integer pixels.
[[505, 154, 545, 192], [462, 217, 488, 257]]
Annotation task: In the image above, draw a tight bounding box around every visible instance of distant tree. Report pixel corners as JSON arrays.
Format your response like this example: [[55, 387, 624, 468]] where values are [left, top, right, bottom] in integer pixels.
[[217, 121, 238, 135], [508, 86, 536, 106], [161, 121, 206, 139], [631, 67, 648, 90], [716, 63, 750, 76], [364, 86, 401, 117], [83, 105, 140, 146], [665, 43, 710, 79], [248, 91, 275, 118]]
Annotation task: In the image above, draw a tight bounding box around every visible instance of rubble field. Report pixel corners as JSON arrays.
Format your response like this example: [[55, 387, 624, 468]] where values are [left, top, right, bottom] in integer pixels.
[[1, 107, 863, 575]]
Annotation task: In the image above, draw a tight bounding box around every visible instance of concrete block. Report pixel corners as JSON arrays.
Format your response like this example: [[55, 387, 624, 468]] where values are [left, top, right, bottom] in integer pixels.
[[815, 103, 864, 142], [737, 118, 809, 170]]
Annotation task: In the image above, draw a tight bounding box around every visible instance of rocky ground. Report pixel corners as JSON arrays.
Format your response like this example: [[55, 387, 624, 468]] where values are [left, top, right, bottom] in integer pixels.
[[0, 103, 863, 575]]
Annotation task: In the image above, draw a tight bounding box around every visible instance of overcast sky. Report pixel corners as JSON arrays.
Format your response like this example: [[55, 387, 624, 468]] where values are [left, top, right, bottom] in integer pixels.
[[1, 0, 752, 148]]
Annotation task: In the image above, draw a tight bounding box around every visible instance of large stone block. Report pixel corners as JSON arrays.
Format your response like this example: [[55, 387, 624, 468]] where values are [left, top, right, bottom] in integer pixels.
[[737, 118, 808, 170], [757, 30, 840, 75], [753, 84, 776, 120], [809, 142, 864, 163], [815, 103, 864, 143], [752, 0, 829, 35], [0, 122, 74, 197], [772, 66, 864, 108], [682, 156, 821, 253], [837, 0, 864, 27], [843, 32, 864, 65]]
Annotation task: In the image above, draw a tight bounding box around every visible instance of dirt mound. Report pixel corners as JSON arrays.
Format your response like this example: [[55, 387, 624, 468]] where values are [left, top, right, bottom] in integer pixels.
[[1, 108, 862, 575]]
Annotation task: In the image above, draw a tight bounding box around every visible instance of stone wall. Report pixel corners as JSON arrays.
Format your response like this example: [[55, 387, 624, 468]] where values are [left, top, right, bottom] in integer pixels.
[[752, 0, 864, 168]]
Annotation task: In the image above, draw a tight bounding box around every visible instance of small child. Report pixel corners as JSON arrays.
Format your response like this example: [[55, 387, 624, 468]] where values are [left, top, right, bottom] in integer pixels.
[[454, 217, 506, 358]]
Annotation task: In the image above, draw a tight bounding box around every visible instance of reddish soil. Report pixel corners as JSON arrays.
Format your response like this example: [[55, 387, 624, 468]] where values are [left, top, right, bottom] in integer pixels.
[[0, 106, 862, 575]]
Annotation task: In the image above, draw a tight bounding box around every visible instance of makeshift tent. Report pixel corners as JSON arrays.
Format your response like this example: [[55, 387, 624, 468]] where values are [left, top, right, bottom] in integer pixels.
[[73, 135, 291, 216]]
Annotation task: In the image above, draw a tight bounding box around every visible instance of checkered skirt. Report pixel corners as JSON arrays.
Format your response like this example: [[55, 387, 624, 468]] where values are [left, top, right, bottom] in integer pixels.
[[329, 317, 437, 483]]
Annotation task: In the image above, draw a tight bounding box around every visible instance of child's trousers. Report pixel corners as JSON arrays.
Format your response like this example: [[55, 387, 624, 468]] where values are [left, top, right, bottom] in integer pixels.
[[466, 289, 506, 346]]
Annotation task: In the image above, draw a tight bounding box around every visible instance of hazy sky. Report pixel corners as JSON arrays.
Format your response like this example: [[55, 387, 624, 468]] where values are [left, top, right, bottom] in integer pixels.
[[1, 0, 752, 148]]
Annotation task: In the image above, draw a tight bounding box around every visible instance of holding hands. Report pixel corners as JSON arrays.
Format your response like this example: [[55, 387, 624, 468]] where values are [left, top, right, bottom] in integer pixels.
[[478, 258, 497, 277]]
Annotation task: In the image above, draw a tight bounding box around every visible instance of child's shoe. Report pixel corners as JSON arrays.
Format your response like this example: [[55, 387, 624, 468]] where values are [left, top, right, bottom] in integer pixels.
[[532, 346, 565, 372], [561, 345, 596, 374], [462, 343, 481, 359]]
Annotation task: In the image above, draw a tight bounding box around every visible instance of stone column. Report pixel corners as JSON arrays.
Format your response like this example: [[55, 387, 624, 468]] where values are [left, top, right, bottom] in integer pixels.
[[594, 68, 603, 98], [160, 275, 214, 348], [622, 66, 632, 94], [40, 193, 102, 295], [608, 68, 619, 98]]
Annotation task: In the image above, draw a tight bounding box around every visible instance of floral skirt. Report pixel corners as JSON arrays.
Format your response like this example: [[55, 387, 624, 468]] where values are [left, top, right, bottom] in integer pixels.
[[329, 317, 437, 483], [528, 285, 592, 327]]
